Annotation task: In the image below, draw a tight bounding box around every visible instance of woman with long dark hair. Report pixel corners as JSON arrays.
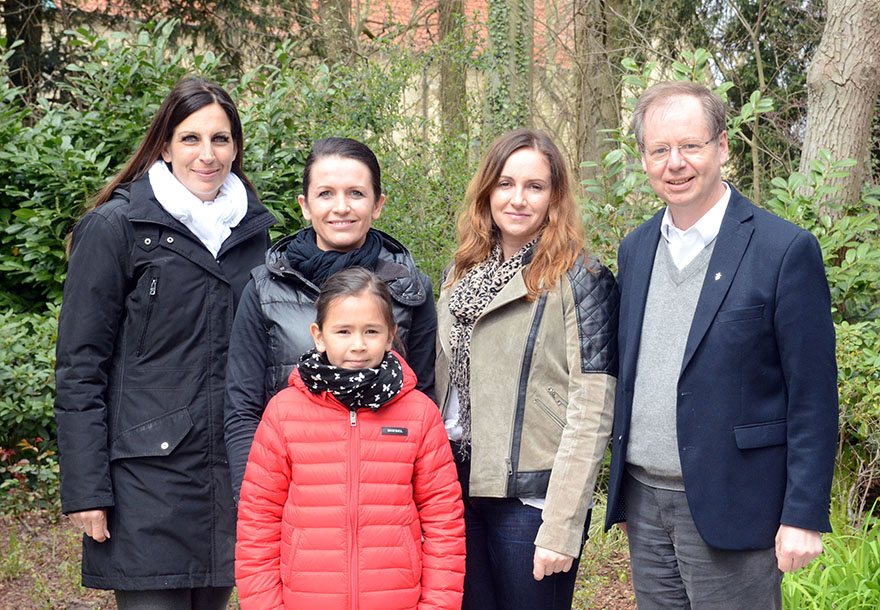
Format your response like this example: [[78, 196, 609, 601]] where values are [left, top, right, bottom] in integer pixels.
[[54, 77, 275, 609]]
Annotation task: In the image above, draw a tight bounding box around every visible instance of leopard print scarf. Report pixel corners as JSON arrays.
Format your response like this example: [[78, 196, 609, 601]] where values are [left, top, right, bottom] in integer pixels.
[[447, 240, 536, 455]]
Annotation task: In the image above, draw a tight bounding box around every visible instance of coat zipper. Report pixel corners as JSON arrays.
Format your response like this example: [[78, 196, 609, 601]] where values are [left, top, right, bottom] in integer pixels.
[[547, 386, 568, 408], [215, 209, 275, 256], [136, 275, 158, 356], [348, 408, 359, 610]]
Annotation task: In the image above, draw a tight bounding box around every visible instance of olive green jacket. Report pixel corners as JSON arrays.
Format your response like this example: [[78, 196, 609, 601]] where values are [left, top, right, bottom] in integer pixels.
[[436, 255, 619, 556]]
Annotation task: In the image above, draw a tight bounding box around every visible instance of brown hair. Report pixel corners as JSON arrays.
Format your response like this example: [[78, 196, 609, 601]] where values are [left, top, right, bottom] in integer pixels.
[[450, 128, 585, 299], [631, 82, 727, 148], [91, 77, 255, 207]]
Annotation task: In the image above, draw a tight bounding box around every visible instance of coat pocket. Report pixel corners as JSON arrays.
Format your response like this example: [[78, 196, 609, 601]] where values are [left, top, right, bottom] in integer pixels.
[[134, 266, 161, 357], [716, 304, 765, 323], [534, 397, 566, 430], [733, 419, 786, 449], [109, 406, 193, 460], [404, 519, 423, 586], [282, 527, 303, 588]]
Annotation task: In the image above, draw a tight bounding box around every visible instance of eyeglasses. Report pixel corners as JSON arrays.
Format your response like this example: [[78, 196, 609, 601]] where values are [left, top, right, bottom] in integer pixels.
[[641, 135, 720, 164]]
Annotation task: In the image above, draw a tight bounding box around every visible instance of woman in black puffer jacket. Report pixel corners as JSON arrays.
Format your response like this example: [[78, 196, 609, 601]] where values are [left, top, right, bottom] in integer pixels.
[[224, 137, 437, 502], [54, 78, 275, 609]]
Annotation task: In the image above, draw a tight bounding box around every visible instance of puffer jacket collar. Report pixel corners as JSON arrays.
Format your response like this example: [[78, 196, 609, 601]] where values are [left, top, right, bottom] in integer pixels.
[[265, 229, 428, 307], [288, 351, 418, 412]]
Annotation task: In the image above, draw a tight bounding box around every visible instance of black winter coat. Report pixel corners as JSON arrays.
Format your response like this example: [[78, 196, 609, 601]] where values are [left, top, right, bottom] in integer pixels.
[[54, 174, 274, 590], [223, 230, 437, 500]]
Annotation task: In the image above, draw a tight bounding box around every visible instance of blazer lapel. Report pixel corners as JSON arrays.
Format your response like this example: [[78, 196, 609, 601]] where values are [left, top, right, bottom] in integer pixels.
[[680, 188, 755, 375], [621, 212, 663, 386]]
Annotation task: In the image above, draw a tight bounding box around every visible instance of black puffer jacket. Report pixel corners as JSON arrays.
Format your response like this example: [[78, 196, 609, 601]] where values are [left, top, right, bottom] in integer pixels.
[[54, 174, 274, 590], [224, 230, 437, 500]]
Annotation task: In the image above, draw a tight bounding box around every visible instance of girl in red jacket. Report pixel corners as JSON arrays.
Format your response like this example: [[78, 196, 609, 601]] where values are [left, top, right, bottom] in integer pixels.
[[235, 267, 465, 610]]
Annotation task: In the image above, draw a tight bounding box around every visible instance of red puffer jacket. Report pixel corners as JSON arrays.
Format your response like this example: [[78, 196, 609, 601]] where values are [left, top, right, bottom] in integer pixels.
[[235, 356, 465, 610]]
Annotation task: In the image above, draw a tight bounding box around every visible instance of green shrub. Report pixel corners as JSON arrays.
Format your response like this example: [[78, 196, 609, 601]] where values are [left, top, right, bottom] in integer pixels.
[[0, 301, 60, 515], [0, 438, 60, 515], [782, 515, 880, 608], [0, 305, 57, 447], [834, 320, 880, 520], [237, 40, 478, 285]]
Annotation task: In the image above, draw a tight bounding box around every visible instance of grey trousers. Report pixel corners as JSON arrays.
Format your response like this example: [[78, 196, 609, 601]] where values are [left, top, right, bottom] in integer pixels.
[[623, 472, 782, 610], [114, 587, 233, 610]]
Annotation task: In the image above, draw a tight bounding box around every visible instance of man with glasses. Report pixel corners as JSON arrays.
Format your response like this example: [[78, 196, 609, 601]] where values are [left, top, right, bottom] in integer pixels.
[[604, 81, 838, 608]]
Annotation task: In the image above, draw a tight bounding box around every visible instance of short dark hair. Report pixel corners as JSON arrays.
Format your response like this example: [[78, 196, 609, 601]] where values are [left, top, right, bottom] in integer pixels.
[[631, 82, 727, 147], [314, 267, 396, 335], [302, 137, 382, 201]]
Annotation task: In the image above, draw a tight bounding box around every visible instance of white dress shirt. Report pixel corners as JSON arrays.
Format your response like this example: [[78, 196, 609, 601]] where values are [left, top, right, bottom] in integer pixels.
[[661, 184, 731, 269]]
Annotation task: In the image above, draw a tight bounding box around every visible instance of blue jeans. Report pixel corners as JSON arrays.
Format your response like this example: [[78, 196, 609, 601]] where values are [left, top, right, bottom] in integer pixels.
[[455, 448, 582, 610]]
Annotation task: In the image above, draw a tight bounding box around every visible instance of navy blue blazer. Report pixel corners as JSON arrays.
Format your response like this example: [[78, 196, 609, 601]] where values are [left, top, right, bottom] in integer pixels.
[[604, 185, 838, 550]]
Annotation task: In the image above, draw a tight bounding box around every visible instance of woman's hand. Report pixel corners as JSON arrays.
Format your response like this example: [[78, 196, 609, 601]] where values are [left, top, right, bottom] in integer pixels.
[[532, 545, 574, 580], [69, 510, 110, 542]]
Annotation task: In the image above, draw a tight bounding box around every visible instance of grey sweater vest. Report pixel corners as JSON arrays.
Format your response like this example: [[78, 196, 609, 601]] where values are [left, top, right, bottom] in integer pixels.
[[625, 238, 716, 490]]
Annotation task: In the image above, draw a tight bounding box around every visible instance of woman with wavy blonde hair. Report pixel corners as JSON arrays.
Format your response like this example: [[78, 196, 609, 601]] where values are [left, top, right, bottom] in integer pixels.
[[436, 128, 620, 609]]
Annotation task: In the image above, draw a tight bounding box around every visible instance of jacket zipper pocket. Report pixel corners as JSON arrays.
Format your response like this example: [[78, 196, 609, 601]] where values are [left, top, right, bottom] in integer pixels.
[[547, 386, 569, 409], [136, 274, 159, 357], [535, 397, 566, 430]]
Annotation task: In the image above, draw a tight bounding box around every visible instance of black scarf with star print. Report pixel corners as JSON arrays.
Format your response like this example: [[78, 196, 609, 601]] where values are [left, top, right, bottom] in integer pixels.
[[298, 348, 404, 411]]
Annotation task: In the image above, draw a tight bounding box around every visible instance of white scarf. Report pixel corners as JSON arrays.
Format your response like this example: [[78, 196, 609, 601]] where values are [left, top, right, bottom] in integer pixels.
[[148, 160, 248, 257]]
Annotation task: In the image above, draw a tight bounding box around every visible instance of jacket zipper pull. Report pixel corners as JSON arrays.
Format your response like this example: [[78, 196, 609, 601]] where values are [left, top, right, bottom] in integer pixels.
[[149, 278, 157, 296], [350, 410, 357, 427]]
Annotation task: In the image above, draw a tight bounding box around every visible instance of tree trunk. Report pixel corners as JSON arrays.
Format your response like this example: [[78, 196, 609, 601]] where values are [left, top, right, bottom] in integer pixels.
[[439, 0, 467, 137], [317, 0, 355, 63], [438, 0, 467, 172], [2, 0, 43, 104], [486, 0, 534, 136], [573, 0, 624, 182], [800, 0, 880, 213]]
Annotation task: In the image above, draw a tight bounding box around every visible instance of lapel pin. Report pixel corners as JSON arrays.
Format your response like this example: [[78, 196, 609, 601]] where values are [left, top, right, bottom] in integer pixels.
[[714, 272, 722, 281]]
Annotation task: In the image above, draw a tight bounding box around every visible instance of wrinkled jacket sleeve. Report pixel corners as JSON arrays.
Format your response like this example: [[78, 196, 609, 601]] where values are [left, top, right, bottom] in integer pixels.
[[404, 273, 438, 402], [235, 396, 290, 610], [535, 263, 619, 557], [776, 231, 838, 531], [412, 394, 465, 609], [54, 211, 130, 514], [225, 278, 271, 502]]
